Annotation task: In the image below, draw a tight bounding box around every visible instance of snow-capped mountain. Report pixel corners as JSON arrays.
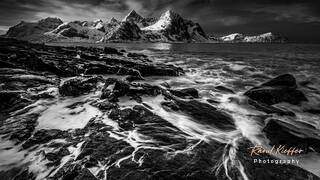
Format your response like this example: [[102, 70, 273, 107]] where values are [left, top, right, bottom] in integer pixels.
[[141, 10, 207, 42], [217, 32, 288, 43], [4, 10, 288, 43], [6, 17, 63, 42]]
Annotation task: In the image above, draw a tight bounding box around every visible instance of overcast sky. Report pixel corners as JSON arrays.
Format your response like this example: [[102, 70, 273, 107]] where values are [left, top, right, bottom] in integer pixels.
[[1, 0, 320, 42]]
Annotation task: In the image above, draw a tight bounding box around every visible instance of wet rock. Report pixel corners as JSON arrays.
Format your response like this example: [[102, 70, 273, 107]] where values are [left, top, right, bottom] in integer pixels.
[[206, 99, 220, 104], [92, 100, 119, 111], [245, 74, 308, 105], [101, 79, 129, 101], [166, 99, 235, 130], [0, 91, 32, 114], [84, 64, 118, 75], [262, 74, 296, 87], [170, 88, 199, 98], [263, 119, 320, 153], [53, 161, 97, 180], [101, 79, 161, 102], [77, 130, 133, 165], [304, 108, 320, 114], [107, 140, 225, 180], [248, 99, 295, 116], [1, 74, 56, 91], [0, 114, 38, 143], [46, 147, 70, 166], [214, 85, 235, 94], [104, 47, 122, 55], [59, 76, 100, 96], [22, 129, 67, 149], [127, 52, 148, 59], [123, 75, 144, 82]]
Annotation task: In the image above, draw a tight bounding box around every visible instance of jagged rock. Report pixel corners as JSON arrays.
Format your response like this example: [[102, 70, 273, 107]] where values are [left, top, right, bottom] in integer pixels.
[[244, 74, 308, 105], [0, 91, 32, 114], [100, 78, 130, 101], [59, 76, 101, 96], [214, 86, 235, 94], [0, 114, 38, 143], [104, 47, 122, 55], [127, 52, 148, 58], [84, 64, 118, 75], [22, 129, 67, 149], [248, 99, 295, 116], [123, 75, 144, 82], [53, 161, 98, 180], [101, 78, 161, 102], [163, 99, 235, 130], [170, 88, 199, 98], [263, 119, 320, 153]]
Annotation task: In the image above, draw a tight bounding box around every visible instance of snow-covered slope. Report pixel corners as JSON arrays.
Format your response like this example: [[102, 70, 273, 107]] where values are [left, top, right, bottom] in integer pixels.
[[220, 33, 245, 42], [101, 21, 142, 42], [5, 17, 63, 42], [243, 32, 288, 43], [122, 10, 157, 28], [218, 32, 288, 43], [141, 10, 207, 42], [45, 21, 105, 41]]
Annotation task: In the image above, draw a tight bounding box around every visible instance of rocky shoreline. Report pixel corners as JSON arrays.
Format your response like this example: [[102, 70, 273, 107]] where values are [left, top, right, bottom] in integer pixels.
[[0, 37, 319, 180]]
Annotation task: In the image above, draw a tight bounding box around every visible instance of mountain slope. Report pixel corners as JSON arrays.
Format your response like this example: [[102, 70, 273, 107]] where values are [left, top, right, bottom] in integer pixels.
[[141, 10, 207, 42], [6, 17, 63, 42], [45, 21, 105, 41]]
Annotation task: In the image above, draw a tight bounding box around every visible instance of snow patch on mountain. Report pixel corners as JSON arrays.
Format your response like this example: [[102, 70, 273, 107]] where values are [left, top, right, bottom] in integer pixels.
[[217, 32, 288, 43]]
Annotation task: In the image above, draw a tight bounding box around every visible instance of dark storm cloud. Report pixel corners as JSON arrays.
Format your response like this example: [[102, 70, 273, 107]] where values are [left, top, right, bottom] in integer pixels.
[[0, 0, 320, 42]]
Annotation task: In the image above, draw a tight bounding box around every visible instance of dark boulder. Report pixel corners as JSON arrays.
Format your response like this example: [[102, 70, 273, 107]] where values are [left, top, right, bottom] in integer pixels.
[[101, 78, 161, 102], [59, 76, 100, 96], [261, 74, 296, 87], [263, 119, 320, 153], [164, 99, 235, 130], [214, 85, 235, 94], [248, 99, 295, 116], [244, 74, 308, 105], [123, 75, 144, 82], [127, 52, 148, 59], [22, 129, 67, 149], [84, 64, 118, 75], [100, 78, 130, 101], [0, 91, 32, 114], [170, 88, 199, 98], [104, 47, 122, 55]]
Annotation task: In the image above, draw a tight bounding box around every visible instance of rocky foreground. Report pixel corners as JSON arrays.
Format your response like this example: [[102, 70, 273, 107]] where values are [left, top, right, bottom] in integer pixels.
[[0, 38, 319, 180]]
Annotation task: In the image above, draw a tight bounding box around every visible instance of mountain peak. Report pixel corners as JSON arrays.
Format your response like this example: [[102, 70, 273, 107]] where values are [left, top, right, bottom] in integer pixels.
[[38, 17, 63, 25], [122, 10, 144, 22], [162, 10, 181, 19]]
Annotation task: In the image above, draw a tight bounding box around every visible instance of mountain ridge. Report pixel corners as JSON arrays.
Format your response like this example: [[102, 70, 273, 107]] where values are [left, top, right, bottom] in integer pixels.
[[4, 10, 288, 43]]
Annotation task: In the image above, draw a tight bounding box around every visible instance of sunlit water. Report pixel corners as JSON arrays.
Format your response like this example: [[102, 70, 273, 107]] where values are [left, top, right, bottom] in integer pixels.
[[1, 43, 320, 179]]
